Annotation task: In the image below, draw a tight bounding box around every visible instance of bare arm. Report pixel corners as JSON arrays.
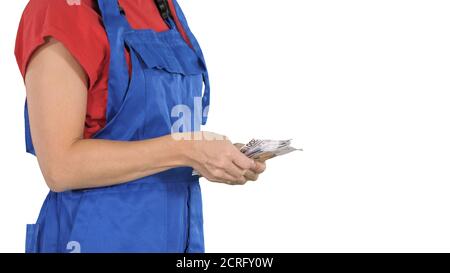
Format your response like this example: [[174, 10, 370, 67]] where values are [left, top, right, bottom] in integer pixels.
[[25, 38, 262, 192]]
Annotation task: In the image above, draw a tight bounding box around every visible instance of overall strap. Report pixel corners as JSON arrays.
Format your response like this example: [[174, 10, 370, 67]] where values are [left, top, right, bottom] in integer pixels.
[[170, 0, 211, 125], [97, 0, 132, 122]]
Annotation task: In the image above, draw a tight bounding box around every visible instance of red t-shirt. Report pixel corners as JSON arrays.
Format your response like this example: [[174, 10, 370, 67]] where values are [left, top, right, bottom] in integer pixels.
[[15, 0, 191, 139]]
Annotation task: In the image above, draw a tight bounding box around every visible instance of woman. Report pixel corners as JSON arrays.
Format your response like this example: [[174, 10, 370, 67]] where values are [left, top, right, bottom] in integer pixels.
[[15, 0, 266, 253]]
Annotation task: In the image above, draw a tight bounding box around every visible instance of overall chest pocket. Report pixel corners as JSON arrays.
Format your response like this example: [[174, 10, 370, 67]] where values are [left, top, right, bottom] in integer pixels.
[[127, 40, 206, 137]]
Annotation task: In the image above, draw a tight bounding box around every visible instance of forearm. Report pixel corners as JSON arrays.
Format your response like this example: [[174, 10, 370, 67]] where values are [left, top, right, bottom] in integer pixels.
[[39, 134, 192, 192]]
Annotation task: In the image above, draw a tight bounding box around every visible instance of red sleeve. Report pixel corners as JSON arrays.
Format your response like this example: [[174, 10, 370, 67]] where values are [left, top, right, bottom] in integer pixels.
[[14, 0, 108, 89]]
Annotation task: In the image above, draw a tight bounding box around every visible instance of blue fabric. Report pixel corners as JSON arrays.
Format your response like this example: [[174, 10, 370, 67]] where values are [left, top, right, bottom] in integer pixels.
[[25, 0, 209, 253]]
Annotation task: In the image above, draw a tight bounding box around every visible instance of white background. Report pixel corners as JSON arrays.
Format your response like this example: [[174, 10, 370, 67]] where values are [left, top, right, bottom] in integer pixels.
[[1, 0, 450, 253]]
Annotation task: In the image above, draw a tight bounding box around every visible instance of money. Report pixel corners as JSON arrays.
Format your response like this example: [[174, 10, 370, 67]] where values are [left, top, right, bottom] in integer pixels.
[[192, 139, 302, 176], [240, 139, 302, 161]]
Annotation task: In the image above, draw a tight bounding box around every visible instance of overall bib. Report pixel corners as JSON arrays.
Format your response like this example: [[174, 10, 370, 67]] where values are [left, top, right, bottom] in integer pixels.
[[24, 0, 210, 253]]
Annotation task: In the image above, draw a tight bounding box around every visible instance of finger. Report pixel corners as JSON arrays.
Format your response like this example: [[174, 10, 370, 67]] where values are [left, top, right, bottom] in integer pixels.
[[225, 161, 246, 180], [232, 151, 256, 170], [244, 170, 259, 181], [204, 168, 245, 185], [251, 161, 266, 174], [220, 171, 246, 185]]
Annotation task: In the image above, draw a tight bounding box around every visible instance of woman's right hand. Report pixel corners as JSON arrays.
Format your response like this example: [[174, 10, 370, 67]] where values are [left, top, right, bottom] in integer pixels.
[[181, 132, 258, 185]]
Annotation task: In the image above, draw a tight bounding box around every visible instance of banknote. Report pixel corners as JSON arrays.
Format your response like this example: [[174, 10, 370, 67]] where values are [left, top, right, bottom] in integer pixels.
[[240, 139, 301, 160]]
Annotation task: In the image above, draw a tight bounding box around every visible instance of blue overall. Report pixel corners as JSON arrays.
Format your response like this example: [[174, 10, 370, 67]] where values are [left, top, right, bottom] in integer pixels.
[[24, 0, 210, 253]]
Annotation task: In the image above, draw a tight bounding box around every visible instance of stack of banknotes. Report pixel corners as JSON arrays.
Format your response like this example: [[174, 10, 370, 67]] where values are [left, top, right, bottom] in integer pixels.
[[192, 139, 301, 176], [239, 139, 302, 161]]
